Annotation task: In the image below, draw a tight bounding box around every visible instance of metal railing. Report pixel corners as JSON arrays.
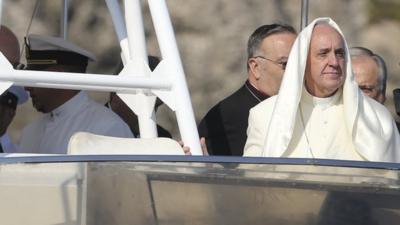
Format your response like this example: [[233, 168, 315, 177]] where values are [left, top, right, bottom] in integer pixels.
[[0, 0, 203, 155]]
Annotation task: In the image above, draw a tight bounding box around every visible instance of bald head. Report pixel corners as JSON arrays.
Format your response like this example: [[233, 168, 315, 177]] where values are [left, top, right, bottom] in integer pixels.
[[351, 55, 381, 101], [350, 47, 386, 104], [0, 25, 20, 64]]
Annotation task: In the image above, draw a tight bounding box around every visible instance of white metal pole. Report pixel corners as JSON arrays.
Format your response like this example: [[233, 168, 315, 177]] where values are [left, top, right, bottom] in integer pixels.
[[0, 70, 172, 92], [124, 0, 157, 138], [105, 0, 130, 60], [60, 0, 68, 39], [125, 0, 148, 64], [148, 0, 202, 155]]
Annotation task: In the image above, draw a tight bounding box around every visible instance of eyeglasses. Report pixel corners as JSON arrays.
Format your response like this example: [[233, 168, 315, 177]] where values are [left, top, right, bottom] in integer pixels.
[[358, 85, 378, 94], [253, 56, 287, 70]]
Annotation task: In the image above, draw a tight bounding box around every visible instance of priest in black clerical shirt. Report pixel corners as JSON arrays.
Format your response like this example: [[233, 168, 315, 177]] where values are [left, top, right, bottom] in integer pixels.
[[198, 24, 296, 156], [199, 81, 269, 155]]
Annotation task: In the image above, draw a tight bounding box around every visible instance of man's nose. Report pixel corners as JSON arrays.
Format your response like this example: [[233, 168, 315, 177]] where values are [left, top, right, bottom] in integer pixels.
[[328, 52, 339, 66]]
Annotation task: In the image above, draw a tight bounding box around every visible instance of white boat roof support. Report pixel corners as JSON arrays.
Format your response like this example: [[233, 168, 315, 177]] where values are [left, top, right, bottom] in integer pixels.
[[148, 0, 202, 155], [0, 62, 173, 92], [105, 0, 202, 153], [0, 0, 203, 155], [121, 0, 157, 138]]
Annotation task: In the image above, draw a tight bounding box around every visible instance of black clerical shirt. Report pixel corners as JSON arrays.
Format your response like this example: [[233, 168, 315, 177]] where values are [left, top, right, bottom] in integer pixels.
[[198, 80, 269, 156]]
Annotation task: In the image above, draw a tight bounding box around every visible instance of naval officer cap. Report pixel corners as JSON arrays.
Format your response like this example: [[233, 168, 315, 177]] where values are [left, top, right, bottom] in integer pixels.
[[0, 86, 28, 109], [25, 34, 96, 71]]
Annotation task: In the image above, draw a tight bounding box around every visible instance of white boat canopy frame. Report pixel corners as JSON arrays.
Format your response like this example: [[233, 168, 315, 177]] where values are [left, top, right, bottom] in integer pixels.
[[0, 0, 203, 155]]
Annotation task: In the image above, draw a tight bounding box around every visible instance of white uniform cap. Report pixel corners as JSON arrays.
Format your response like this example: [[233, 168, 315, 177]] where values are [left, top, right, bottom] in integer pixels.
[[26, 34, 96, 61]]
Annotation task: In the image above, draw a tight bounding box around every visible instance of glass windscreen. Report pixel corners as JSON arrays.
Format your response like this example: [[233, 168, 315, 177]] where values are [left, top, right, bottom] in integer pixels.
[[1, 158, 399, 225]]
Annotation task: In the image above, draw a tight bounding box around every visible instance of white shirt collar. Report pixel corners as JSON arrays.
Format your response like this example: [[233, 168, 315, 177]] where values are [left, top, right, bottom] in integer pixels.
[[302, 87, 341, 110], [49, 91, 88, 120]]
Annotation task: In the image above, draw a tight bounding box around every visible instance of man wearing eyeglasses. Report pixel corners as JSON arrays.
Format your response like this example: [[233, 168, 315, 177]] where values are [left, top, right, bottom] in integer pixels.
[[0, 25, 29, 152], [198, 24, 296, 156], [350, 47, 387, 104]]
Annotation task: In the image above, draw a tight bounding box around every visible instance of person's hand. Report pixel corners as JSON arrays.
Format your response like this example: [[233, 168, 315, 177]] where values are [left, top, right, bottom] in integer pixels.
[[179, 140, 192, 155], [200, 137, 209, 156], [179, 137, 209, 156]]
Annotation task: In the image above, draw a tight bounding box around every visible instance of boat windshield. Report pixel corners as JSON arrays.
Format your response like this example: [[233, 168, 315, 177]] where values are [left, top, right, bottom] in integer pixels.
[[1, 156, 399, 225]]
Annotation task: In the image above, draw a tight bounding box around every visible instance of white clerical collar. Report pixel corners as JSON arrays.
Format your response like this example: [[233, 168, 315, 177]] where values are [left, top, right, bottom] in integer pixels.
[[49, 91, 88, 119], [302, 87, 341, 110]]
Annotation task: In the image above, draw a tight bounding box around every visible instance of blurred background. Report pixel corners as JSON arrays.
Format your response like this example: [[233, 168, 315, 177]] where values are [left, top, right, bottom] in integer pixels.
[[2, 0, 400, 140]]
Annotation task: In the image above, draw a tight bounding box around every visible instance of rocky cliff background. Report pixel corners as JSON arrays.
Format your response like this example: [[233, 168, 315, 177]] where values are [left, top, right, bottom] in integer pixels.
[[2, 0, 400, 140]]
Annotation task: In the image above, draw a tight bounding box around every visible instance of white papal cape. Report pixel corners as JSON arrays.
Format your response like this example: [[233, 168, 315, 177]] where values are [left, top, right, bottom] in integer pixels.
[[244, 17, 400, 163]]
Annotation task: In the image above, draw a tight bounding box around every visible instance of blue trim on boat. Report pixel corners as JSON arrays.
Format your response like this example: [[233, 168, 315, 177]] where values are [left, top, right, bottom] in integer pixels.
[[0, 155, 399, 170]]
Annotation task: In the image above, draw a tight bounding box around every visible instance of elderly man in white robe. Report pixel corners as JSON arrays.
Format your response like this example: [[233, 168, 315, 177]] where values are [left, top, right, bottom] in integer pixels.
[[244, 17, 400, 163]]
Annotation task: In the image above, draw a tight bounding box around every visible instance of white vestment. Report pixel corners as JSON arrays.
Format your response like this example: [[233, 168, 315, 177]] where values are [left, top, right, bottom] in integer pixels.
[[18, 91, 133, 154], [244, 17, 400, 163]]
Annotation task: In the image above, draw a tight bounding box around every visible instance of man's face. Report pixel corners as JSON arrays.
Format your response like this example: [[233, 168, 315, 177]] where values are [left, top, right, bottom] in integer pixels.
[[352, 55, 381, 102], [305, 24, 346, 97], [24, 65, 69, 113], [249, 32, 296, 96], [24, 87, 59, 113]]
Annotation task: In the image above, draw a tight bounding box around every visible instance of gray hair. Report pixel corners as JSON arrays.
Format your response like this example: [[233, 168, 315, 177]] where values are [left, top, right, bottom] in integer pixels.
[[350, 47, 387, 95]]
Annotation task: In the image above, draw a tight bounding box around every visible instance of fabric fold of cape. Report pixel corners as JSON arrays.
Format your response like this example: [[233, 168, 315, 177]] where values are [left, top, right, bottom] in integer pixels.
[[261, 17, 400, 162]]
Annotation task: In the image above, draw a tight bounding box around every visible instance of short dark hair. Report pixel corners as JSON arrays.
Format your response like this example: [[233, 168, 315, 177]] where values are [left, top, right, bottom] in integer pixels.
[[247, 24, 296, 62]]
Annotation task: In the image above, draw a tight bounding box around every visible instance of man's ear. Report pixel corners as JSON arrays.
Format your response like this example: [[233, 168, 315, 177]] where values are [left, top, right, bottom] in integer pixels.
[[378, 93, 386, 104], [248, 58, 260, 80]]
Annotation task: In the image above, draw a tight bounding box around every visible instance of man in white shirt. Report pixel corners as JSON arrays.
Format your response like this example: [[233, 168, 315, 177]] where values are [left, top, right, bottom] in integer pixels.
[[18, 35, 133, 154], [244, 18, 400, 162]]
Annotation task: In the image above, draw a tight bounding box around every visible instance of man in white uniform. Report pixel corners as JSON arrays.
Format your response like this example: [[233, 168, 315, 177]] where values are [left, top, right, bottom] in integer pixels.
[[18, 35, 133, 154], [244, 18, 400, 162]]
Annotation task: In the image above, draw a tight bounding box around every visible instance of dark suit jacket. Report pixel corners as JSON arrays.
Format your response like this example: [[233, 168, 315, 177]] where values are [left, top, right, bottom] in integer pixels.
[[198, 80, 269, 156]]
